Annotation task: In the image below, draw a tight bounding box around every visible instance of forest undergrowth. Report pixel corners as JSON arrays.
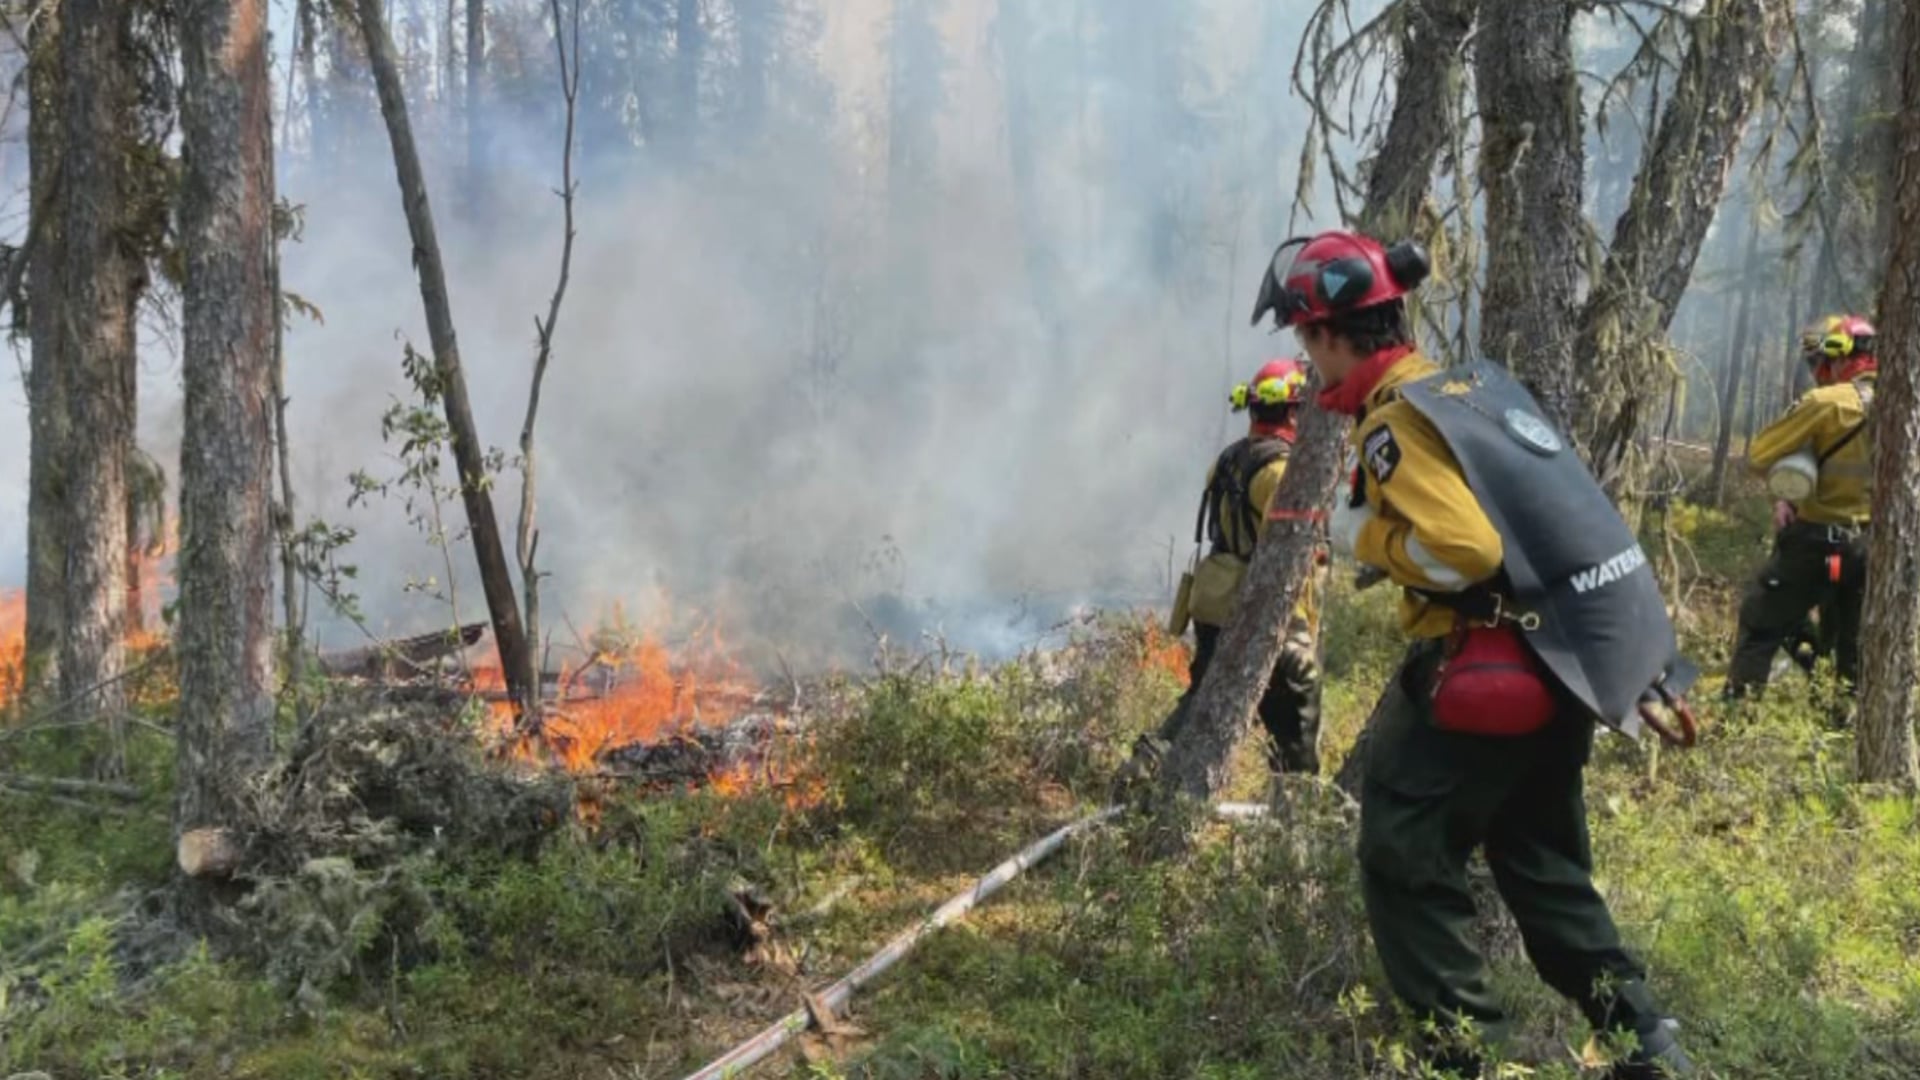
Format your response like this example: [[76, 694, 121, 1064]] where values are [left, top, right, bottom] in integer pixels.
[[2, 486, 1918, 1080]]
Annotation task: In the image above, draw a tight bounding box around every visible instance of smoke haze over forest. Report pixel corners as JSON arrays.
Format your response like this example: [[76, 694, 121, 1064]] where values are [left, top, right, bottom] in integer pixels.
[[0, 0, 1851, 669]]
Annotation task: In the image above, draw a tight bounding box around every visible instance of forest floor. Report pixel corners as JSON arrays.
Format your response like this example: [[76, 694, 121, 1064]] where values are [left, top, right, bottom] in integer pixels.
[[4, 483, 1920, 1080]]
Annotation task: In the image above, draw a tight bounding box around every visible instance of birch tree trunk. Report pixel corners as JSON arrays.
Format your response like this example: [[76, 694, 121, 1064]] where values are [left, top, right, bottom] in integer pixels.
[[175, 0, 279, 842], [1853, 0, 1920, 790]]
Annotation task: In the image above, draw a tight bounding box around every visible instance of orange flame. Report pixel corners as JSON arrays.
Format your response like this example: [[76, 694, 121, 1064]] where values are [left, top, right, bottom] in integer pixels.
[[1140, 620, 1191, 688], [0, 589, 24, 710], [479, 616, 758, 770]]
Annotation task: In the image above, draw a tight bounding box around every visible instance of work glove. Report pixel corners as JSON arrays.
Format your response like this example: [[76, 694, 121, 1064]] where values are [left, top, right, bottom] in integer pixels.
[[1329, 469, 1375, 557]]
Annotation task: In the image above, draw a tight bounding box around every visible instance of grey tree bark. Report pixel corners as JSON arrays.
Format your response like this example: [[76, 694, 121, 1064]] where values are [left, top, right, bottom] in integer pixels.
[[1710, 211, 1762, 505], [354, 0, 536, 712], [1474, 0, 1583, 431], [1573, 0, 1792, 496], [1853, 0, 1920, 790], [24, 8, 67, 692], [175, 0, 279, 839], [55, 0, 147, 719], [1156, 0, 1477, 810]]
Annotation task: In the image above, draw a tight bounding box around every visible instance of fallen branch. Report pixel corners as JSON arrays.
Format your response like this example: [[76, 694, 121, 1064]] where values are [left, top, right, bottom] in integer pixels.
[[678, 806, 1124, 1080], [677, 801, 1312, 1080], [0, 772, 143, 801], [0, 655, 166, 742], [0, 784, 153, 818], [315, 622, 487, 678]]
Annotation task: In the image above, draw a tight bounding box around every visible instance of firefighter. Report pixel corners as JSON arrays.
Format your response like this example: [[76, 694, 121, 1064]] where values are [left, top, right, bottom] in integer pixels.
[[1724, 314, 1877, 700], [1162, 358, 1323, 774], [1252, 229, 1696, 1079]]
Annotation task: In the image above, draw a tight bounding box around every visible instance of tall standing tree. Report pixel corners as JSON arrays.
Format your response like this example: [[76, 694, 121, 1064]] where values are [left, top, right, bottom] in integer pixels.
[[1853, 0, 1920, 790], [1475, 0, 1583, 430], [1711, 208, 1763, 504], [1574, 0, 1793, 496], [1155, 0, 1477, 805], [53, 0, 149, 720], [23, 5, 68, 692], [175, 0, 279, 849]]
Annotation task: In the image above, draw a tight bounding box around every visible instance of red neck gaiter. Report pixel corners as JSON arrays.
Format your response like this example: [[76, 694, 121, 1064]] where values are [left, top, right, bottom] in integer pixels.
[[1819, 357, 1878, 386], [1316, 344, 1417, 416]]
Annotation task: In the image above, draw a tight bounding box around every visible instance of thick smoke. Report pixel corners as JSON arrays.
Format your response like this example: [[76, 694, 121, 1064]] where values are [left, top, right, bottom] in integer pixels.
[[2, 0, 1340, 672]]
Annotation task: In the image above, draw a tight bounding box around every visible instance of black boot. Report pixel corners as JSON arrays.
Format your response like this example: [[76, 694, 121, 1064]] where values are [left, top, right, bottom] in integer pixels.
[[1604, 1019, 1695, 1079]]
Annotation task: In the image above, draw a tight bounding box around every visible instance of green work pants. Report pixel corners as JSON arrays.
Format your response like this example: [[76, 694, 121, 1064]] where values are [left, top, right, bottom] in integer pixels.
[[1357, 641, 1664, 1059], [1170, 621, 1321, 774], [1727, 519, 1867, 697]]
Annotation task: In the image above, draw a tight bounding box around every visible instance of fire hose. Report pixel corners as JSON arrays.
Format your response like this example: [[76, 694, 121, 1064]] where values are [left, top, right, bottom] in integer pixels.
[[676, 801, 1273, 1080]]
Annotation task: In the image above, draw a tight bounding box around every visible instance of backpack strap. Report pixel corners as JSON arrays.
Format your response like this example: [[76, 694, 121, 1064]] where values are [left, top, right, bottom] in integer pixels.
[[1815, 378, 1876, 468]]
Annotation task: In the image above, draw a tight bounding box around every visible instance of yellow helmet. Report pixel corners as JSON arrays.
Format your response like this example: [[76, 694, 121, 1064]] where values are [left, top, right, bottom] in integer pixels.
[[1801, 314, 1876, 363], [1230, 358, 1309, 412]]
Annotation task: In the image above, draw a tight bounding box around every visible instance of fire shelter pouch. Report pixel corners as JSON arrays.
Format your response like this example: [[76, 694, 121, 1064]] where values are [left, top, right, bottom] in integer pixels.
[[1429, 624, 1556, 736]]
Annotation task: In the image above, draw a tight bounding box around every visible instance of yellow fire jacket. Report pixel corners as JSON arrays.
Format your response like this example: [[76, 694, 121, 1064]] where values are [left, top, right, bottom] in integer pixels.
[[1747, 374, 1875, 527], [1191, 444, 1320, 633], [1348, 352, 1505, 639]]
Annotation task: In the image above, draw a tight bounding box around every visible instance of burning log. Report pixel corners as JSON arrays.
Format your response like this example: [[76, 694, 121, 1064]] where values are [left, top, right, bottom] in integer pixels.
[[317, 622, 488, 679], [593, 713, 779, 783]]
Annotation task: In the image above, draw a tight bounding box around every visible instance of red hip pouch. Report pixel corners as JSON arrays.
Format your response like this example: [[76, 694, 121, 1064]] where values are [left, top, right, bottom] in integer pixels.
[[1429, 623, 1557, 736]]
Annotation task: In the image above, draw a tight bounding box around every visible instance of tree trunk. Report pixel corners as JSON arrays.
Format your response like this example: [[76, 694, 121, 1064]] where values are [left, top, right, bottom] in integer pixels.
[[24, 8, 67, 693], [1474, 0, 1583, 431], [1360, 0, 1478, 236], [1158, 0, 1477, 808], [1742, 290, 1765, 453], [175, 0, 279, 841], [55, 0, 146, 719], [1854, 0, 1920, 790], [353, 0, 535, 712], [1782, 281, 1803, 414], [1573, 0, 1792, 498], [465, 0, 485, 211], [1711, 212, 1761, 504]]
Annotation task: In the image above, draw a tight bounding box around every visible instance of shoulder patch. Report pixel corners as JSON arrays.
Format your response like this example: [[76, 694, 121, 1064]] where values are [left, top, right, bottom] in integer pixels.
[[1362, 425, 1402, 483]]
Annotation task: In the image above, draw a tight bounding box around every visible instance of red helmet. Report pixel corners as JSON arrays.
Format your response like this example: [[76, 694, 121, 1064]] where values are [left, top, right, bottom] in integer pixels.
[[1801, 314, 1876, 363], [1230, 358, 1309, 411], [1251, 230, 1431, 329]]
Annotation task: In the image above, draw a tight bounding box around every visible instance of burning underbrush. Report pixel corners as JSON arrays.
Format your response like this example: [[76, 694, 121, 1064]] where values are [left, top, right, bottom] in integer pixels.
[[211, 608, 1188, 994]]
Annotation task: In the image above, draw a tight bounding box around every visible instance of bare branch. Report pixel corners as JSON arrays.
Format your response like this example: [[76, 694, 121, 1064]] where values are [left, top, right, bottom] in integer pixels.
[[514, 0, 582, 726]]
